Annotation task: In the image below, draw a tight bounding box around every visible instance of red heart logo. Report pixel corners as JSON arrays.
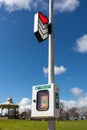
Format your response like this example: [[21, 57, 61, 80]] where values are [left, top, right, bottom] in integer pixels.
[[38, 12, 48, 25]]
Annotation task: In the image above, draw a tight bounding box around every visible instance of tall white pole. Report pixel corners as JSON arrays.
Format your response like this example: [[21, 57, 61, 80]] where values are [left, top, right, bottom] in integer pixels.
[[48, 0, 54, 84], [48, 0, 55, 130]]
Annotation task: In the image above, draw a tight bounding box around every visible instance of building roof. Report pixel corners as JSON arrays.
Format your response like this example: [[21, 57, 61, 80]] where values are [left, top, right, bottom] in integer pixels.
[[0, 97, 19, 109]]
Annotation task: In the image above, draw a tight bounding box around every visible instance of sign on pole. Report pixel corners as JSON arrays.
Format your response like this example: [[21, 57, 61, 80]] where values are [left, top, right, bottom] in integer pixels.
[[34, 12, 49, 42], [31, 84, 59, 118]]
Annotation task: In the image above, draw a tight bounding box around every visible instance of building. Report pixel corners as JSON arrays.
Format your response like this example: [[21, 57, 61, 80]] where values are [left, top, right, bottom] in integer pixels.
[[0, 97, 19, 119]]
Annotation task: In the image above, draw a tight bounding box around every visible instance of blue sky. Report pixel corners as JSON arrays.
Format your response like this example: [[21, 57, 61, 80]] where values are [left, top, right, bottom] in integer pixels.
[[0, 0, 87, 109]]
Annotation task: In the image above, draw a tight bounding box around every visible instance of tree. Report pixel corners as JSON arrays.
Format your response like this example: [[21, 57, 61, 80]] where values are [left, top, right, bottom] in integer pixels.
[[68, 107, 79, 120], [19, 109, 31, 119], [59, 102, 68, 120]]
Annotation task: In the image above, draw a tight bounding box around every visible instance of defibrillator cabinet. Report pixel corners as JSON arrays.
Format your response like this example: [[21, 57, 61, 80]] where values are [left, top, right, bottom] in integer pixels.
[[31, 84, 60, 118]]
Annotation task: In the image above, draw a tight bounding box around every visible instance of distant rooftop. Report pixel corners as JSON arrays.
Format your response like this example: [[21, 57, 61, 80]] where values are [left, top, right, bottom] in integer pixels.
[[6, 97, 13, 104], [0, 97, 19, 108]]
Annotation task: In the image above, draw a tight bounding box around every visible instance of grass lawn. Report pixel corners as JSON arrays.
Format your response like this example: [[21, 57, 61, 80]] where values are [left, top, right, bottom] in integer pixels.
[[0, 119, 87, 130]]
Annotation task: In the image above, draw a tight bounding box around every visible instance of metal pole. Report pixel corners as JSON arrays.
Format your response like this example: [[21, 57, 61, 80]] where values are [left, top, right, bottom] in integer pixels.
[[48, 0, 55, 130], [48, 0, 54, 84]]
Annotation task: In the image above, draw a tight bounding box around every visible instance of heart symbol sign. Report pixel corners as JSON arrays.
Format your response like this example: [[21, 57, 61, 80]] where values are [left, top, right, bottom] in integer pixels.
[[38, 12, 48, 25]]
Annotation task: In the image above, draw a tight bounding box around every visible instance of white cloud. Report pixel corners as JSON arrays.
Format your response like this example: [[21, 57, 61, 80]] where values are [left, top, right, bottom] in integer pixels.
[[74, 34, 87, 53], [54, 0, 80, 12], [19, 97, 31, 106], [43, 65, 67, 75], [61, 95, 87, 109], [0, 0, 48, 12], [77, 96, 87, 108], [61, 99, 76, 109], [70, 87, 83, 96], [0, 0, 80, 12], [0, 0, 32, 12], [18, 97, 31, 113], [43, 67, 48, 74], [55, 66, 67, 75]]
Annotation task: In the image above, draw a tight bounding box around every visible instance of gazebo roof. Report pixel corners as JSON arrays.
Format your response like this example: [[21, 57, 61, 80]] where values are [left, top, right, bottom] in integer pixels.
[[6, 97, 13, 104], [0, 97, 19, 109]]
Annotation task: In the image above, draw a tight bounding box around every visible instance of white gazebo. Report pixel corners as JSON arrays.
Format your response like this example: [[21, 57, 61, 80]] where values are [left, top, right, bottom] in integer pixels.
[[0, 97, 19, 118]]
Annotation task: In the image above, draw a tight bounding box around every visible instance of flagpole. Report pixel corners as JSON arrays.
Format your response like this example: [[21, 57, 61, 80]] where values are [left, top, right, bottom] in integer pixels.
[[48, 0, 55, 130]]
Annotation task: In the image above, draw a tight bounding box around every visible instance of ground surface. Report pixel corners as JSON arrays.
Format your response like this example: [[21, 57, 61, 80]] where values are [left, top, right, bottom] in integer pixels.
[[0, 119, 87, 130]]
